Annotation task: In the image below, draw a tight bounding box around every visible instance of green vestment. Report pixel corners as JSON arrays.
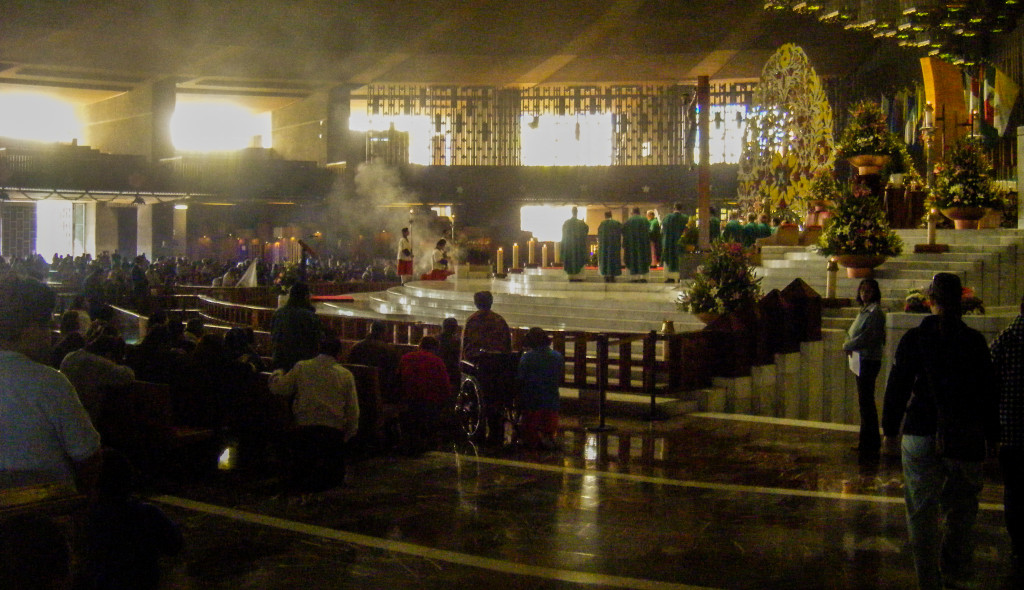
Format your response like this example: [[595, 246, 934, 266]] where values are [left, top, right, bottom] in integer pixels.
[[561, 216, 590, 275], [660, 212, 687, 272], [597, 219, 622, 277], [622, 214, 652, 275], [722, 220, 744, 243]]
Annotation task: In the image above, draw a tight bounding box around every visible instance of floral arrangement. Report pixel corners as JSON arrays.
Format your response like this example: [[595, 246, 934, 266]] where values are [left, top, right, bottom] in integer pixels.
[[817, 180, 903, 257], [676, 240, 762, 315], [809, 169, 838, 204], [904, 286, 985, 315], [931, 136, 1001, 210], [835, 100, 898, 159]]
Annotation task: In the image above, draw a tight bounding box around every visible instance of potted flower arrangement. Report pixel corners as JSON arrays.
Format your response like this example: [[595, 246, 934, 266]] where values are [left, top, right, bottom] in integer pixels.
[[836, 100, 898, 174], [676, 240, 762, 323], [804, 170, 838, 228], [904, 286, 984, 314], [931, 136, 1002, 229], [817, 180, 903, 278]]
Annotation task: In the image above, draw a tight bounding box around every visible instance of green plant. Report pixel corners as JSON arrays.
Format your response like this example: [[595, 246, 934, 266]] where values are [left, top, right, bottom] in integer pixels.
[[676, 240, 762, 315], [817, 181, 903, 257], [836, 100, 898, 159], [931, 136, 1002, 209], [809, 169, 838, 204], [883, 139, 923, 186]]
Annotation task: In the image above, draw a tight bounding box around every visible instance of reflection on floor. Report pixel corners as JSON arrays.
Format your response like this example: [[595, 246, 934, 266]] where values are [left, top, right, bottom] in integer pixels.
[[151, 413, 1017, 589]]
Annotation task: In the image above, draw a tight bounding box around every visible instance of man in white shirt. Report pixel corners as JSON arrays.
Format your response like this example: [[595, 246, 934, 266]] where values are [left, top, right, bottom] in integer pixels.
[[269, 335, 358, 492], [0, 275, 101, 491]]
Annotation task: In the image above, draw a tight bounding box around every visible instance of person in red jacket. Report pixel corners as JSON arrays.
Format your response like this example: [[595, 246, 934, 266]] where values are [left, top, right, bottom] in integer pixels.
[[399, 336, 451, 452]]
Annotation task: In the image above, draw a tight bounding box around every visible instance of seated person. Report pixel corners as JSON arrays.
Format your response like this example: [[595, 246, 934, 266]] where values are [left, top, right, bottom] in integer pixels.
[[437, 317, 462, 394], [462, 291, 514, 444], [270, 336, 359, 493], [461, 290, 511, 361], [60, 321, 135, 424], [516, 327, 563, 450], [398, 336, 451, 452], [347, 320, 400, 401], [0, 275, 101, 491]]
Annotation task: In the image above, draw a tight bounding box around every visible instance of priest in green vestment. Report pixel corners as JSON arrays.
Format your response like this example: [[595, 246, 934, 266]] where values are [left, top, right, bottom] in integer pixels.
[[660, 202, 688, 282], [560, 206, 589, 280], [622, 207, 652, 282], [597, 211, 622, 283]]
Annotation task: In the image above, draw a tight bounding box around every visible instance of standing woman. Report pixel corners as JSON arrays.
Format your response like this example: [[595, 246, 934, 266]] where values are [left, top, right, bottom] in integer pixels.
[[843, 278, 886, 459]]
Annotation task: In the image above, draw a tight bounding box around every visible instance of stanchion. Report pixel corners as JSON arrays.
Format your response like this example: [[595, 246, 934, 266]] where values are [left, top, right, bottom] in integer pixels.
[[586, 334, 615, 433]]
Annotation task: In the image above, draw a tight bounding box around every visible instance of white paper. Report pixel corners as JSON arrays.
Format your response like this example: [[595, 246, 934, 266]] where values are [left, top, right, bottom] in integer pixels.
[[848, 351, 860, 377]]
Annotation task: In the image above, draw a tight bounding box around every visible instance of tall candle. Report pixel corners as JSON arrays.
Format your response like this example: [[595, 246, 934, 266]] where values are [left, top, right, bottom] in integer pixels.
[[927, 208, 938, 245], [554, 241, 561, 263], [542, 243, 549, 267], [512, 243, 519, 269], [528, 238, 536, 265], [496, 247, 504, 273]]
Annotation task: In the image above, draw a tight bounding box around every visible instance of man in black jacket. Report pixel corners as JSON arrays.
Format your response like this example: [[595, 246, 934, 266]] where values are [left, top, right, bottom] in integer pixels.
[[882, 272, 999, 590]]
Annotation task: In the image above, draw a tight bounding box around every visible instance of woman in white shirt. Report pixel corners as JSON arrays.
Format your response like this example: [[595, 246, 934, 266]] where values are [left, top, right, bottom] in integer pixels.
[[843, 278, 886, 459]]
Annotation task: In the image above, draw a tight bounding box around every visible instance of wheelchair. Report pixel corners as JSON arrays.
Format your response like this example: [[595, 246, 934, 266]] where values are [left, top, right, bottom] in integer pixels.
[[454, 351, 521, 445]]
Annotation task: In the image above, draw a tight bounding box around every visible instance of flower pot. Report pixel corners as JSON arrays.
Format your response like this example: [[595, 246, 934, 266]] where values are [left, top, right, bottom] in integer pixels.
[[941, 207, 987, 230], [695, 312, 721, 325], [835, 254, 887, 278], [848, 154, 890, 176]]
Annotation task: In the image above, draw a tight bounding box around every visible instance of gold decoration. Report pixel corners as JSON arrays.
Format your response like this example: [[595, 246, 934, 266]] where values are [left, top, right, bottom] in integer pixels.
[[737, 44, 834, 217]]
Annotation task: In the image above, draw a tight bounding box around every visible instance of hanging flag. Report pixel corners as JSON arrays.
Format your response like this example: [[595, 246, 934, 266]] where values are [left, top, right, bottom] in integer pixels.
[[985, 65, 1019, 136]]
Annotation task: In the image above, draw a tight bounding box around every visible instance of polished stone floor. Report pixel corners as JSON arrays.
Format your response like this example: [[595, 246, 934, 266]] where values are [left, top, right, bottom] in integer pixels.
[[148, 413, 1017, 589]]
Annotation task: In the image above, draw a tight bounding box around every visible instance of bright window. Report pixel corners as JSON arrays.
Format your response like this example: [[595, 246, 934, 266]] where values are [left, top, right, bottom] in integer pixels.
[[520, 205, 586, 241], [171, 100, 272, 152], [0, 91, 83, 143], [520, 114, 612, 166], [695, 104, 748, 164]]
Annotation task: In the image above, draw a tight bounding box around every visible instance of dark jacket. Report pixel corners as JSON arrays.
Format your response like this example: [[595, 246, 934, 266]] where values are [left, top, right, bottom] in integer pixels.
[[882, 314, 999, 461]]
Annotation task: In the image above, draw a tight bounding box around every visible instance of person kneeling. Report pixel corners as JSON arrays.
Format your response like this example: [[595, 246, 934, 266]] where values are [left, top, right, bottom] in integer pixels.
[[269, 335, 359, 493], [516, 328, 563, 450]]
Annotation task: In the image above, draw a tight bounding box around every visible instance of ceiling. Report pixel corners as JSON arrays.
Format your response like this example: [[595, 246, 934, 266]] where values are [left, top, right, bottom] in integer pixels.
[[0, 0, 900, 110]]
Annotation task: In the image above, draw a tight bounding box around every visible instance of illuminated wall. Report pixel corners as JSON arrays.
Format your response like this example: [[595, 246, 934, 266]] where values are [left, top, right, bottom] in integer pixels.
[[351, 83, 754, 167]]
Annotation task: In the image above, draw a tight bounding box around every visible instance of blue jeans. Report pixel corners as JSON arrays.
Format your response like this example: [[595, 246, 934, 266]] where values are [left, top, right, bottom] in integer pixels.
[[901, 435, 984, 589]]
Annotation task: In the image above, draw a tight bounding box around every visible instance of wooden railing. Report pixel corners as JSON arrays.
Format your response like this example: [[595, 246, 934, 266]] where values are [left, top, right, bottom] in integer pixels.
[[192, 277, 822, 398], [176, 282, 398, 308]]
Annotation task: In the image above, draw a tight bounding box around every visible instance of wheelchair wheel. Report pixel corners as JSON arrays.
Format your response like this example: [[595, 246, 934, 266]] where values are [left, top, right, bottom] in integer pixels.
[[455, 375, 483, 438]]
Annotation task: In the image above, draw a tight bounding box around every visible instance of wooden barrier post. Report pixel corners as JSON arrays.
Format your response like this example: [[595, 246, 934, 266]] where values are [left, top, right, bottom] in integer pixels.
[[586, 334, 614, 433], [642, 330, 660, 420]]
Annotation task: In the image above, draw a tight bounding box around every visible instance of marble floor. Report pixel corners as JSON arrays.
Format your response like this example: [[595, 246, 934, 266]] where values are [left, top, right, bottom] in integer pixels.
[[144, 412, 1018, 590]]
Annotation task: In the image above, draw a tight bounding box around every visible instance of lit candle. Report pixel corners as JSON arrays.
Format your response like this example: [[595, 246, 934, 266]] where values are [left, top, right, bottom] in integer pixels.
[[542, 243, 549, 267], [512, 243, 520, 269], [553, 241, 561, 263], [496, 247, 504, 273], [923, 102, 933, 128], [927, 208, 938, 245], [528, 238, 536, 265]]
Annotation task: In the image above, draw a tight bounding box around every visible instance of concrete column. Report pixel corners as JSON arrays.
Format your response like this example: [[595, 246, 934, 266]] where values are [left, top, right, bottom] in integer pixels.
[[92, 203, 118, 255], [696, 75, 710, 250], [82, 78, 176, 161], [172, 205, 188, 257], [136, 205, 153, 259]]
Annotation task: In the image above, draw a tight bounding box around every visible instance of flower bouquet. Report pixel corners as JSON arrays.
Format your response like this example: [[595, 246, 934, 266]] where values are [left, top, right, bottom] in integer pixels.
[[817, 180, 903, 257], [676, 240, 762, 316], [835, 100, 898, 160], [904, 286, 984, 315], [931, 136, 1001, 210]]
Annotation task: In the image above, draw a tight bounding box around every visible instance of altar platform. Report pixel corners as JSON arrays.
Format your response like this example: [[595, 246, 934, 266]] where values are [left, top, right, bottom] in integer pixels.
[[305, 228, 1024, 428]]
